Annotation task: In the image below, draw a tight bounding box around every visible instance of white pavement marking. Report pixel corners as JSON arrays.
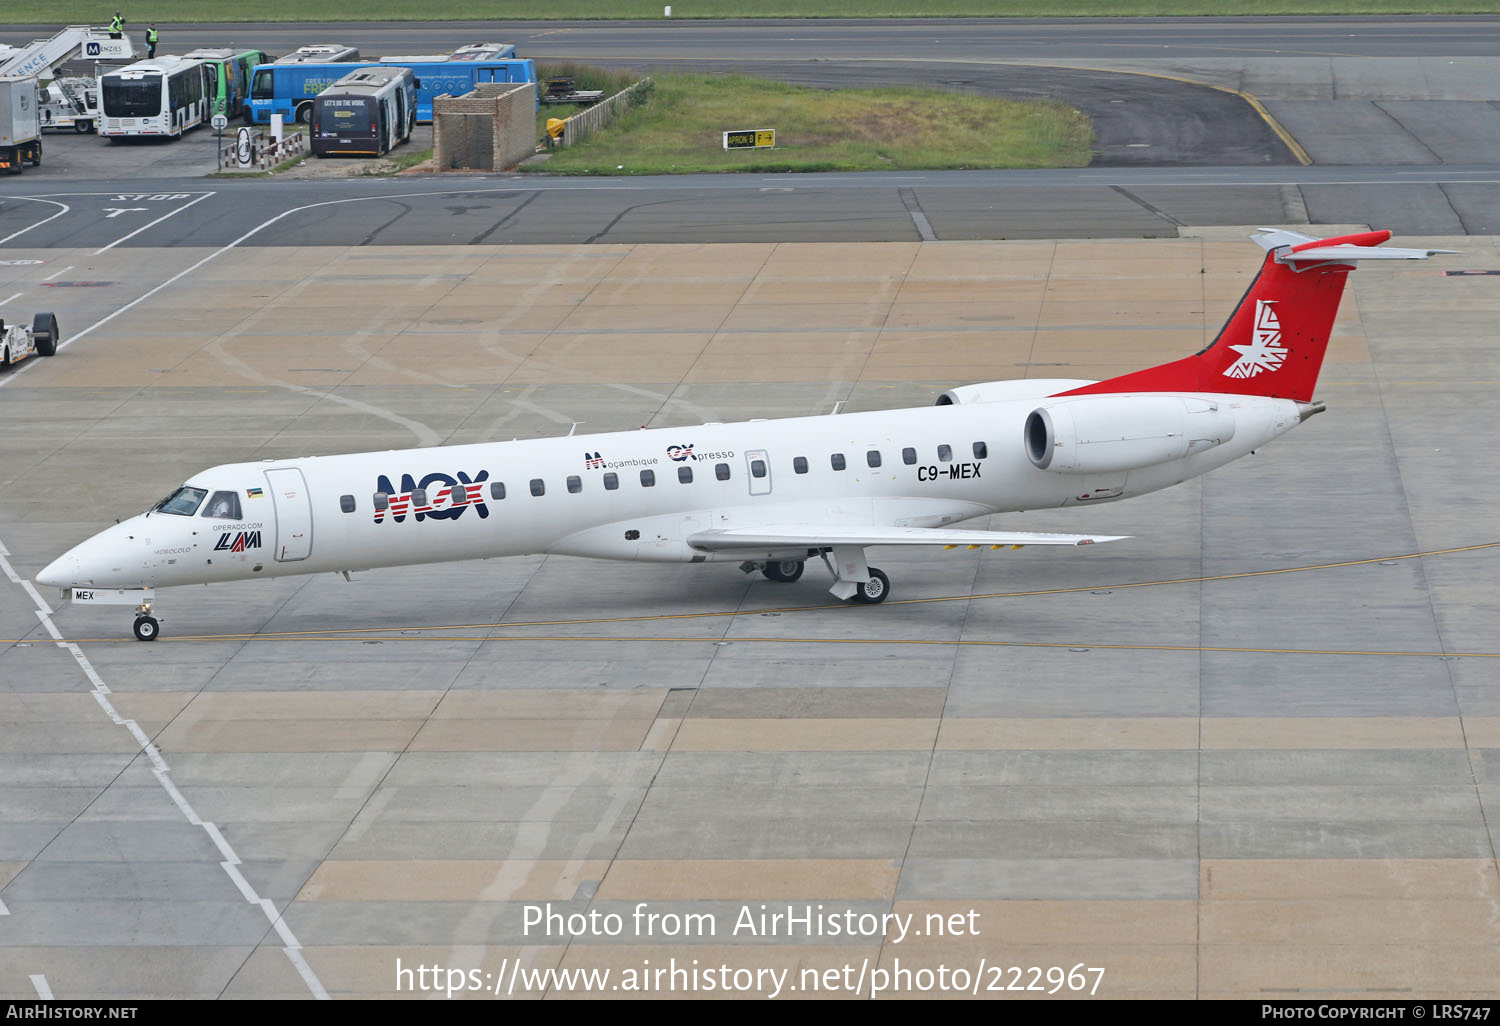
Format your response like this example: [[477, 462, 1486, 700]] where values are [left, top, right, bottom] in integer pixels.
[[0, 536, 331, 1000], [0, 896, 9, 915], [94, 192, 215, 254], [0, 197, 69, 247], [0, 292, 21, 308], [43, 265, 73, 281], [29, 975, 52, 999]]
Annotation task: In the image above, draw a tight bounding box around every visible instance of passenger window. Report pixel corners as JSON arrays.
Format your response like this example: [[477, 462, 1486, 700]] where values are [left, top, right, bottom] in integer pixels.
[[203, 490, 242, 519], [938, 444, 952, 462], [641, 469, 655, 487], [339, 495, 356, 514], [793, 456, 808, 474], [751, 459, 767, 478], [567, 475, 582, 494], [903, 447, 917, 465], [866, 450, 881, 468], [831, 453, 846, 471], [603, 472, 619, 490], [715, 463, 730, 481], [530, 478, 545, 497], [490, 482, 506, 500], [373, 492, 389, 511], [678, 466, 693, 484], [411, 488, 428, 507], [973, 441, 988, 459]]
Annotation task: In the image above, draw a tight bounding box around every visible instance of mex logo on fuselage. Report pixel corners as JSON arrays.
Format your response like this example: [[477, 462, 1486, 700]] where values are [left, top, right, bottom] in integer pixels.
[[374, 470, 489, 523]]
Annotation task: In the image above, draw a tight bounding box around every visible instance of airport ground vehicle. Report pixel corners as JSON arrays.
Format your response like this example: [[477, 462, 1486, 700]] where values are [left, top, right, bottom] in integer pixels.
[[0, 75, 42, 172], [449, 42, 516, 60], [39, 76, 99, 132], [99, 56, 214, 138], [274, 44, 359, 64], [184, 48, 268, 119], [311, 66, 416, 157], [0, 313, 60, 368], [247, 56, 536, 125]]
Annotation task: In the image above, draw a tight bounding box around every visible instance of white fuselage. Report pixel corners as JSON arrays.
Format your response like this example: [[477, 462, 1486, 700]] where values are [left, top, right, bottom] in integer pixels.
[[39, 388, 1304, 592]]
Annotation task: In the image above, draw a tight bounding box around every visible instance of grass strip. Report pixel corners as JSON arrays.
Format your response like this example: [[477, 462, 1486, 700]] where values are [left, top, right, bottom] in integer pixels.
[[526, 72, 1092, 174]]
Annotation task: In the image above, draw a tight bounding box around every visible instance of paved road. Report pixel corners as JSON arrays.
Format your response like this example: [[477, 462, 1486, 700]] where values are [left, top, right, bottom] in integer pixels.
[[6, 165, 1500, 247]]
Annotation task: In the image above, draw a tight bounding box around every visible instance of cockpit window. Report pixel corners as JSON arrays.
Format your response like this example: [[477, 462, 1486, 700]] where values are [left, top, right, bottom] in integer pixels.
[[203, 490, 242, 520], [153, 486, 207, 516]]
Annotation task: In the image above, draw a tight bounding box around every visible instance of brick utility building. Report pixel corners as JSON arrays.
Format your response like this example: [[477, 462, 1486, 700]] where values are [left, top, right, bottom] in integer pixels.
[[432, 81, 537, 171]]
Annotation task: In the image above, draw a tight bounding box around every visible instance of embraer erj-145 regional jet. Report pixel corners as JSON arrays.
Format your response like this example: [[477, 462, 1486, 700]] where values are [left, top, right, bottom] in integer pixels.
[[38, 229, 1448, 640]]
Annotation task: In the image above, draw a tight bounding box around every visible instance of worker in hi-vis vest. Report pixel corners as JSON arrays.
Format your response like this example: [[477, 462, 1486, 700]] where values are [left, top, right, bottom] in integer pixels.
[[109, 12, 124, 38], [146, 24, 158, 58]]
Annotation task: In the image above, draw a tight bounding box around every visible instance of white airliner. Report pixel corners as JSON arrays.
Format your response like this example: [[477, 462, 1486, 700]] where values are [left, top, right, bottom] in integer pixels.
[[37, 229, 1447, 641]]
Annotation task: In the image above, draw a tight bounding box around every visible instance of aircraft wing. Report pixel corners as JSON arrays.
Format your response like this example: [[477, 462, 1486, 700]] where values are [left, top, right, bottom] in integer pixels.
[[687, 524, 1127, 551]]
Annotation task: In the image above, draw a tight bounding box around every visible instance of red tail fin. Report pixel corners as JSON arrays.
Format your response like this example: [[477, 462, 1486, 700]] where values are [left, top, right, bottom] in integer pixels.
[[1055, 229, 1440, 403]]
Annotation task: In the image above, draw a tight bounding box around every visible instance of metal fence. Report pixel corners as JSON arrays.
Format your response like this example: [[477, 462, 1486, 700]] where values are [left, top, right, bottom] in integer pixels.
[[559, 78, 652, 146], [217, 128, 307, 172]]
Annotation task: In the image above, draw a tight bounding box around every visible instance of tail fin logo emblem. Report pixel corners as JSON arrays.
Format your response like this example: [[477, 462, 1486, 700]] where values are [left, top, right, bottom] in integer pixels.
[[1225, 300, 1288, 379]]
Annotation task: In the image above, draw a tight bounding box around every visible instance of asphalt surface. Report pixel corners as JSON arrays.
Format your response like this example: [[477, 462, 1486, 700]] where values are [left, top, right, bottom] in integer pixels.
[[10, 166, 1500, 247]]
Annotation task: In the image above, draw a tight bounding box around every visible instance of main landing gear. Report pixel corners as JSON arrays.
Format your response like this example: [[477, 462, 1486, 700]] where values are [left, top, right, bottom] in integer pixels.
[[744, 547, 891, 604], [849, 567, 889, 604], [132, 598, 160, 641], [821, 545, 890, 604], [761, 558, 805, 583]]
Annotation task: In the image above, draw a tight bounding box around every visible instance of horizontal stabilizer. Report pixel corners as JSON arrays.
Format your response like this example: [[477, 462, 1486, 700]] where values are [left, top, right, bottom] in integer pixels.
[[688, 524, 1127, 551], [1253, 228, 1457, 263]]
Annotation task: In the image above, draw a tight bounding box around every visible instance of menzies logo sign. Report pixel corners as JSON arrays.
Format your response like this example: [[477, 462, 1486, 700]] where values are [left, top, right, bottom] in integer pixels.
[[374, 470, 489, 523], [1224, 300, 1288, 379]]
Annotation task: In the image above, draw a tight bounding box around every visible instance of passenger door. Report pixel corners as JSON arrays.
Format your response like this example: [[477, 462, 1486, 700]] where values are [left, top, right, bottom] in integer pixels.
[[265, 467, 313, 561]]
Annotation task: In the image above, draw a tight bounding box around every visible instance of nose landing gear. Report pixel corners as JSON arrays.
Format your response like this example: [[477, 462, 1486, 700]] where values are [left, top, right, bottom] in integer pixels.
[[132, 599, 160, 641]]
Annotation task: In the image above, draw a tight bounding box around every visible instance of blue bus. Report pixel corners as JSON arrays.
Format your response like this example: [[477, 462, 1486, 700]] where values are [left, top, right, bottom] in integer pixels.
[[246, 57, 537, 125]]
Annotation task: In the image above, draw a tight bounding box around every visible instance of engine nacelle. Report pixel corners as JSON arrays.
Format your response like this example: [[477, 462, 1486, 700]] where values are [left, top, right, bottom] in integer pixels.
[[1025, 395, 1237, 474], [936, 379, 1098, 406]]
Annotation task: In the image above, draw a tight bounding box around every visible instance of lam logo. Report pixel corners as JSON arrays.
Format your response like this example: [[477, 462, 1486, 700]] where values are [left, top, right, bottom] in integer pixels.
[[1224, 300, 1288, 379], [214, 531, 262, 552], [374, 470, 489, 523]]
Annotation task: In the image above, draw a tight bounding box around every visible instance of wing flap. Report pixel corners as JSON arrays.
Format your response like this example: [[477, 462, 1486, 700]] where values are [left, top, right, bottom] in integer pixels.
[[687, 524, 1127, 551]]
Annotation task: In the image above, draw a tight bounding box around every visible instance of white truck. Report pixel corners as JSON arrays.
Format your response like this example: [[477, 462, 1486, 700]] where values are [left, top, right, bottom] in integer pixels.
[[1, 314, 60, 369], [39, 76, 99, 133], [0, 75, 42, 173]]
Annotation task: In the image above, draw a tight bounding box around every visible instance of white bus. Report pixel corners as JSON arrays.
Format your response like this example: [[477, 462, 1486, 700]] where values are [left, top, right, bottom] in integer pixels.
[[310, 66, 416, 157], [99, 56, 214, 138]]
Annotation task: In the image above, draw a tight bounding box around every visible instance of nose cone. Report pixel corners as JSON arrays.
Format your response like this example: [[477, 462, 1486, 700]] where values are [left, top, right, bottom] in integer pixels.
[[35, 551, 80, 589], [36, 521, 143, 590]]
